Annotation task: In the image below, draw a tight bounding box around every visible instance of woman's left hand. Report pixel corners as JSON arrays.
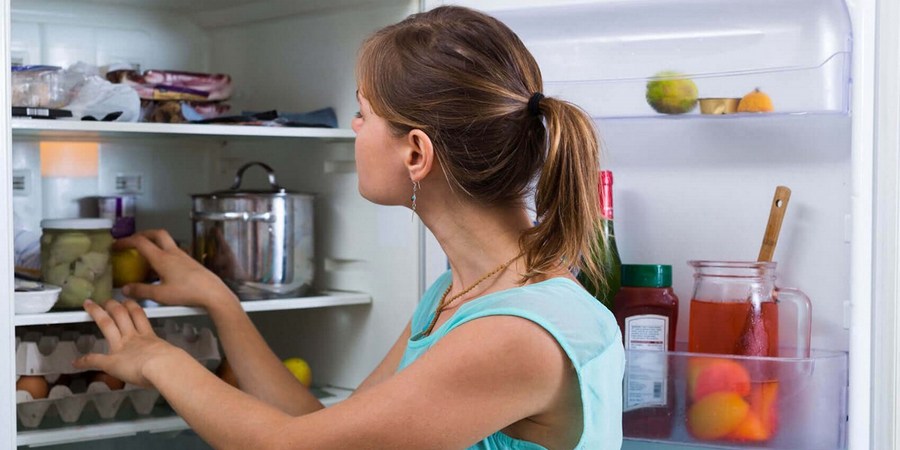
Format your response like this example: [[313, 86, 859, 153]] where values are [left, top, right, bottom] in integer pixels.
[[73, 299, 180, 388]]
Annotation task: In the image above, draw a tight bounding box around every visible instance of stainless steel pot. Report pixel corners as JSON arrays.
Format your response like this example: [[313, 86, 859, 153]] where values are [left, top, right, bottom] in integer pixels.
[[191, 162, 314, 299]]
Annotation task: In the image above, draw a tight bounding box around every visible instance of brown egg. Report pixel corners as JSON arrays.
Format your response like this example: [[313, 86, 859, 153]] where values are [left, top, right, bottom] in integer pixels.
[[216, 359, 239, 389], [16, 376, 49, 399], [91, 371, 125, 390]]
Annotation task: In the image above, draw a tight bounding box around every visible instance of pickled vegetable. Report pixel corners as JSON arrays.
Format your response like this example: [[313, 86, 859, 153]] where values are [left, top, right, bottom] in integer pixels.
[[40, 223, 113, 309]]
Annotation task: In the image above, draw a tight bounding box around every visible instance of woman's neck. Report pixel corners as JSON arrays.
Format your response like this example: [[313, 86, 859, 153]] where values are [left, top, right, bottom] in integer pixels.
[[418, 194, 532, 294]]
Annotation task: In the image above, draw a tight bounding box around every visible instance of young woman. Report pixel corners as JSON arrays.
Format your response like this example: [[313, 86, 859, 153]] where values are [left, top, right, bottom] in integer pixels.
[[75, 6, 624, 449]]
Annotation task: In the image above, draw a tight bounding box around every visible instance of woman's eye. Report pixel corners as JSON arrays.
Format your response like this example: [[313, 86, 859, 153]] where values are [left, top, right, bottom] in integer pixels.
[[354, 111, 362, 119]]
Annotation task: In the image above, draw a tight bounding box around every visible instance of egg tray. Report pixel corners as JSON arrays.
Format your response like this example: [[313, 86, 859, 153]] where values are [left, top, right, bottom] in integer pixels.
[[17, 320, 220, 376], [16, 379, 161, 428], [16, 320, 221, 428]]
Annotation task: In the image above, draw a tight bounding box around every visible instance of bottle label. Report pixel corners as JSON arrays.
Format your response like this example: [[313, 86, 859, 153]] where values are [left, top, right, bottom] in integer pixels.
[[624, 350, 668, 411], [623, 314, 669, 411], [624, 314, 668, 351]]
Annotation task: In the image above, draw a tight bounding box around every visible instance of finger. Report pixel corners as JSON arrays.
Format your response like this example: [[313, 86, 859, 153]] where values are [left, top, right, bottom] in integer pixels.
[[122, 282, 166, 303], [114, 234, 165, 266], [104, 300, 137, 337], [141, 229, 178, 251], [73, 353, 111, 371], [84, 300, 121, 344], [124, 300, 153, 334]]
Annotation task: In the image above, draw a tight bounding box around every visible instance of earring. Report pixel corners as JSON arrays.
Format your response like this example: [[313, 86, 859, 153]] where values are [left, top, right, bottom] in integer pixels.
[[411, 181, 421, 213]]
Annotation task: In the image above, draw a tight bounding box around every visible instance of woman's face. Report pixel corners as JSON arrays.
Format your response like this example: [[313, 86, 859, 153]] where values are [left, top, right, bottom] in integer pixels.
[[352, 92, 411, 206]]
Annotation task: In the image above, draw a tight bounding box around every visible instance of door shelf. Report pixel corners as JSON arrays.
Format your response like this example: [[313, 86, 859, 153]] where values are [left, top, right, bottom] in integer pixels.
[[16, 386, 352, 448], [14, 291, 372, 326], [11, 119, 356, 141], [621, 348, 848, 450]]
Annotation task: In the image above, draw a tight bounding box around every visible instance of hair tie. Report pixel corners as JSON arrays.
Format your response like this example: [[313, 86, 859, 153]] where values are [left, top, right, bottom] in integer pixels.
[[527, 92, 544, 117]]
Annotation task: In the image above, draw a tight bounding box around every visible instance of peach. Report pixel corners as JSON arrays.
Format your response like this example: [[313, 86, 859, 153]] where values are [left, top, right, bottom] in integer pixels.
[[727, 411, 769, 441], [687, 392, 750, 440], [688, 358, 751, 401]]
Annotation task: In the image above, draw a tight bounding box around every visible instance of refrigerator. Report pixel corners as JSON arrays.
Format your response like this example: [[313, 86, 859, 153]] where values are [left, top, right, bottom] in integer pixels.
[[1, 0, 898, 448]]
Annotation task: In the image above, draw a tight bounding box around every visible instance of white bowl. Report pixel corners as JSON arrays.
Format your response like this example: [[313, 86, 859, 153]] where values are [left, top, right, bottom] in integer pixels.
[[14, 283, 61, 315]]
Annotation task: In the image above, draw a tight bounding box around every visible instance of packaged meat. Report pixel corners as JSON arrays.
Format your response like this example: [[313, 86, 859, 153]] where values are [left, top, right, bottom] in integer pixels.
[[108, 69, 233, 102]]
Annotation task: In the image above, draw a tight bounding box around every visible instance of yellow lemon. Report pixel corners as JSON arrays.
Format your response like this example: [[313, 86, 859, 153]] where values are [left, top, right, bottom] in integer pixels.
[[283, 357, 312, 387], [111, 248, 150, 288]]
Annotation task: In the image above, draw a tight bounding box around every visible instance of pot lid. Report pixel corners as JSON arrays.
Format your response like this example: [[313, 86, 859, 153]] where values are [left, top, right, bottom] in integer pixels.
[[193, 161, 299, 198]]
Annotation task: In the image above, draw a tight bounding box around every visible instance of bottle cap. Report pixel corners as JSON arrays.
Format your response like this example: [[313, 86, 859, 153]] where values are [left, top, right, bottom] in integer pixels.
[[622, 264, 672, 288]]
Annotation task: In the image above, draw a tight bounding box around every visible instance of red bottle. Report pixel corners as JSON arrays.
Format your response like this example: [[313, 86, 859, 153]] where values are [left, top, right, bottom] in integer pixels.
[[614, 264, 679, 439]]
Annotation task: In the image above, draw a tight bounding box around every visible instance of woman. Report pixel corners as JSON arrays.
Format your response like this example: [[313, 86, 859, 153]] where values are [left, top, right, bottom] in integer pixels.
[[75, 6, 624, 449]]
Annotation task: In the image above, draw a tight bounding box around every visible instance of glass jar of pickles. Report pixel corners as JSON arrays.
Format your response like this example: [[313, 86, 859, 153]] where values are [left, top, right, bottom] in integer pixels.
[[40, 219, 114, 309]]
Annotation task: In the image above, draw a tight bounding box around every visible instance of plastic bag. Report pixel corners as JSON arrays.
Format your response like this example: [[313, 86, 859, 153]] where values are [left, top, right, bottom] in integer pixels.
[[65, 75, 140, 122]]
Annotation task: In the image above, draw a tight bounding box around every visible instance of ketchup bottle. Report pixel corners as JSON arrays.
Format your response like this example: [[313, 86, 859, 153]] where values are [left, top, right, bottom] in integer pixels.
[[614, 264, 679, 439]]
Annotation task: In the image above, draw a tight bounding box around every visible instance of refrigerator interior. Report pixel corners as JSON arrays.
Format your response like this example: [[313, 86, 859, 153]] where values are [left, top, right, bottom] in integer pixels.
[[5, 0, 864, 449]]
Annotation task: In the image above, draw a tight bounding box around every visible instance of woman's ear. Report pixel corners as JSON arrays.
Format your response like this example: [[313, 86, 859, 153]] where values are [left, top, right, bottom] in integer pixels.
[[405, 129, 435, 182]]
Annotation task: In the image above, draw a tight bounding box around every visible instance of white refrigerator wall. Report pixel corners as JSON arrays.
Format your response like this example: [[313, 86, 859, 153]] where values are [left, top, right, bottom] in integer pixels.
[[4, 0, 885, 449]]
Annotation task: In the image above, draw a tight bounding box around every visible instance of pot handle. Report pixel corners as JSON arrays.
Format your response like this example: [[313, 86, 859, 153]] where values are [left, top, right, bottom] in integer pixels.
[[230, 162, 282, 191], [191, 211, 275, 222]]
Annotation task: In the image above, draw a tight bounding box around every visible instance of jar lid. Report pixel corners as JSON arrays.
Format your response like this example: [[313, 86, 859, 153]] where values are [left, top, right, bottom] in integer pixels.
[[41, 218, 113, 230], [622, 264, 672, 288]]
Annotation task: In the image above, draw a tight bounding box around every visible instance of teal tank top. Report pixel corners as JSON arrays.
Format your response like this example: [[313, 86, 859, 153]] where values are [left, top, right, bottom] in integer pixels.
[[398, 271, 625, 450]]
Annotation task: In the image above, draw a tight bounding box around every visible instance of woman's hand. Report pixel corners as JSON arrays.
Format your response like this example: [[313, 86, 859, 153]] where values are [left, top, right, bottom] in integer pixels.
[[114, 229, 235, 309], [73, 299, 183, 388]]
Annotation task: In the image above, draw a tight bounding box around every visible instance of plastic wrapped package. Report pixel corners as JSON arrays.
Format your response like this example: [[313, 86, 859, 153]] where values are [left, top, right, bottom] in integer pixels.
[[11, 66, 71, 108]]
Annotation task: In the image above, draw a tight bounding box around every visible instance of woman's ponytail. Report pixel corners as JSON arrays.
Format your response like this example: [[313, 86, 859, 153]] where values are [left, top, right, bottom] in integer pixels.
[[520, 97, 605, 287]]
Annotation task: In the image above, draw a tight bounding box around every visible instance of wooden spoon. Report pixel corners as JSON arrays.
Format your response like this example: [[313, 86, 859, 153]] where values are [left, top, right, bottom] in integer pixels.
[[736, 186, 791, 356]]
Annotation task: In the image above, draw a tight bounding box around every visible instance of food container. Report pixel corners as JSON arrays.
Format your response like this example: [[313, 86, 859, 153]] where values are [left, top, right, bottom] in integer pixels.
[[698, 98, 741, 115], [40, 218, 114, 309], [621, 347, 848, 449], [98, 195, 136, 238], [191, 162, 314, 300], [14, 279, 61, 315], [11, 66, 70, 109]]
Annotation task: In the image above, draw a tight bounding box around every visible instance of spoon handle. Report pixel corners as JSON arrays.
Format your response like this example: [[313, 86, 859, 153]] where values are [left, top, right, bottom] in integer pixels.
[[758, 186, 791, 262]]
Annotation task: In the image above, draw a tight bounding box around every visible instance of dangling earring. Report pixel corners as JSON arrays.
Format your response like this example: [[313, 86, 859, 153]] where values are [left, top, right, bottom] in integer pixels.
[[411, 181, 421, 217]]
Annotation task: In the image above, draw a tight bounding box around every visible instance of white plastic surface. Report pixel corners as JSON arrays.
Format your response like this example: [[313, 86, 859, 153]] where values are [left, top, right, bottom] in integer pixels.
[[39, 218, 113, 230], [442, 0, 852, 117], [14, 284, 60, 314]]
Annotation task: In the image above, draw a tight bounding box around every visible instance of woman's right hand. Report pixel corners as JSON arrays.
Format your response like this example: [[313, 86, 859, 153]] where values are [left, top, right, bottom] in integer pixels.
[[114, 229, 236, 309]]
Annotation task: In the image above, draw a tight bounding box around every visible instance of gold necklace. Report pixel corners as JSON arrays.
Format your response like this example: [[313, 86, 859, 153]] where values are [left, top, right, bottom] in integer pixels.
[[422, 254, 522, 337]]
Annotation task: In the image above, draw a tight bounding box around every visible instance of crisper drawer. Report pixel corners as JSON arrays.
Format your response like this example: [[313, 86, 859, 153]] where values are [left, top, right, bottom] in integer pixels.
[[621, 348, 848, 450]]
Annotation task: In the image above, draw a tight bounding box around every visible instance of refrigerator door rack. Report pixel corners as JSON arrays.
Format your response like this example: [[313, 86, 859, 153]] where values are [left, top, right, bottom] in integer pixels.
[[487, 0, 852, 119]]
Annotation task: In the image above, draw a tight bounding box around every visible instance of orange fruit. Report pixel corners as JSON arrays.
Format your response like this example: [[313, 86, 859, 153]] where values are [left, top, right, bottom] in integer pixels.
[[111, 248, 150, 288], [689, 358, 751, 401], [737, 88, 774, 113], [687, 392, 750, 440]]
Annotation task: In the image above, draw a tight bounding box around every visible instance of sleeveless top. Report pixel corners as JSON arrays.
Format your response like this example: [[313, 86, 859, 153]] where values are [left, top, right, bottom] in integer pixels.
[[397, 271, 625, 449]]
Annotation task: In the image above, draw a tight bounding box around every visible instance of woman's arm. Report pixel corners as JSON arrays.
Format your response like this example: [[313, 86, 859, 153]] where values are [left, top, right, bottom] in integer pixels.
[[116, 230, 322, 415], [352, 322, 411, 396], [77, 300, 572, 449]]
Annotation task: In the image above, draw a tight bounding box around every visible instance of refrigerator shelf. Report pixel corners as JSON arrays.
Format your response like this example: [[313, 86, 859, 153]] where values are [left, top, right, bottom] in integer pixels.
[[620, 348, 848, 450], [13, 292, 372, 327], [10, 119, 356, 141], [484, 0, 851, 119], [16, 386, 353, 448]]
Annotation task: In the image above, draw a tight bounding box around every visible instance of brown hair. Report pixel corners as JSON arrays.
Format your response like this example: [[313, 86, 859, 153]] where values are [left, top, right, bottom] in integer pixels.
[[357, 6, 606, 287]]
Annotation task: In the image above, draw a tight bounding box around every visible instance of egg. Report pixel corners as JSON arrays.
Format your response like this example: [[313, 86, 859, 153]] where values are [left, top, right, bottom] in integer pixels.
[[216, 359, 239, 389], [16, 376, 49, 399], [91, 371, 125, 390]]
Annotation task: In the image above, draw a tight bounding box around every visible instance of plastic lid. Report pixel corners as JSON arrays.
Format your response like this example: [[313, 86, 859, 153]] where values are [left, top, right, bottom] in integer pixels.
[[622, 264, 672, 288], [41, 218, 113, 230]]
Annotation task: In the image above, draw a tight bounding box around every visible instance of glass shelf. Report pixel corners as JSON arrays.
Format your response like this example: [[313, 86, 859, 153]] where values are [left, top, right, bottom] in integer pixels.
[[488, 0, 851, 118]]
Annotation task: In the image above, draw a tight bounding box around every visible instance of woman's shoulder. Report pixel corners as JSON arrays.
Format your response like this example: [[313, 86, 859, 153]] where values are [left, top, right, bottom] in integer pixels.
[[453, 277, 623, 365]]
